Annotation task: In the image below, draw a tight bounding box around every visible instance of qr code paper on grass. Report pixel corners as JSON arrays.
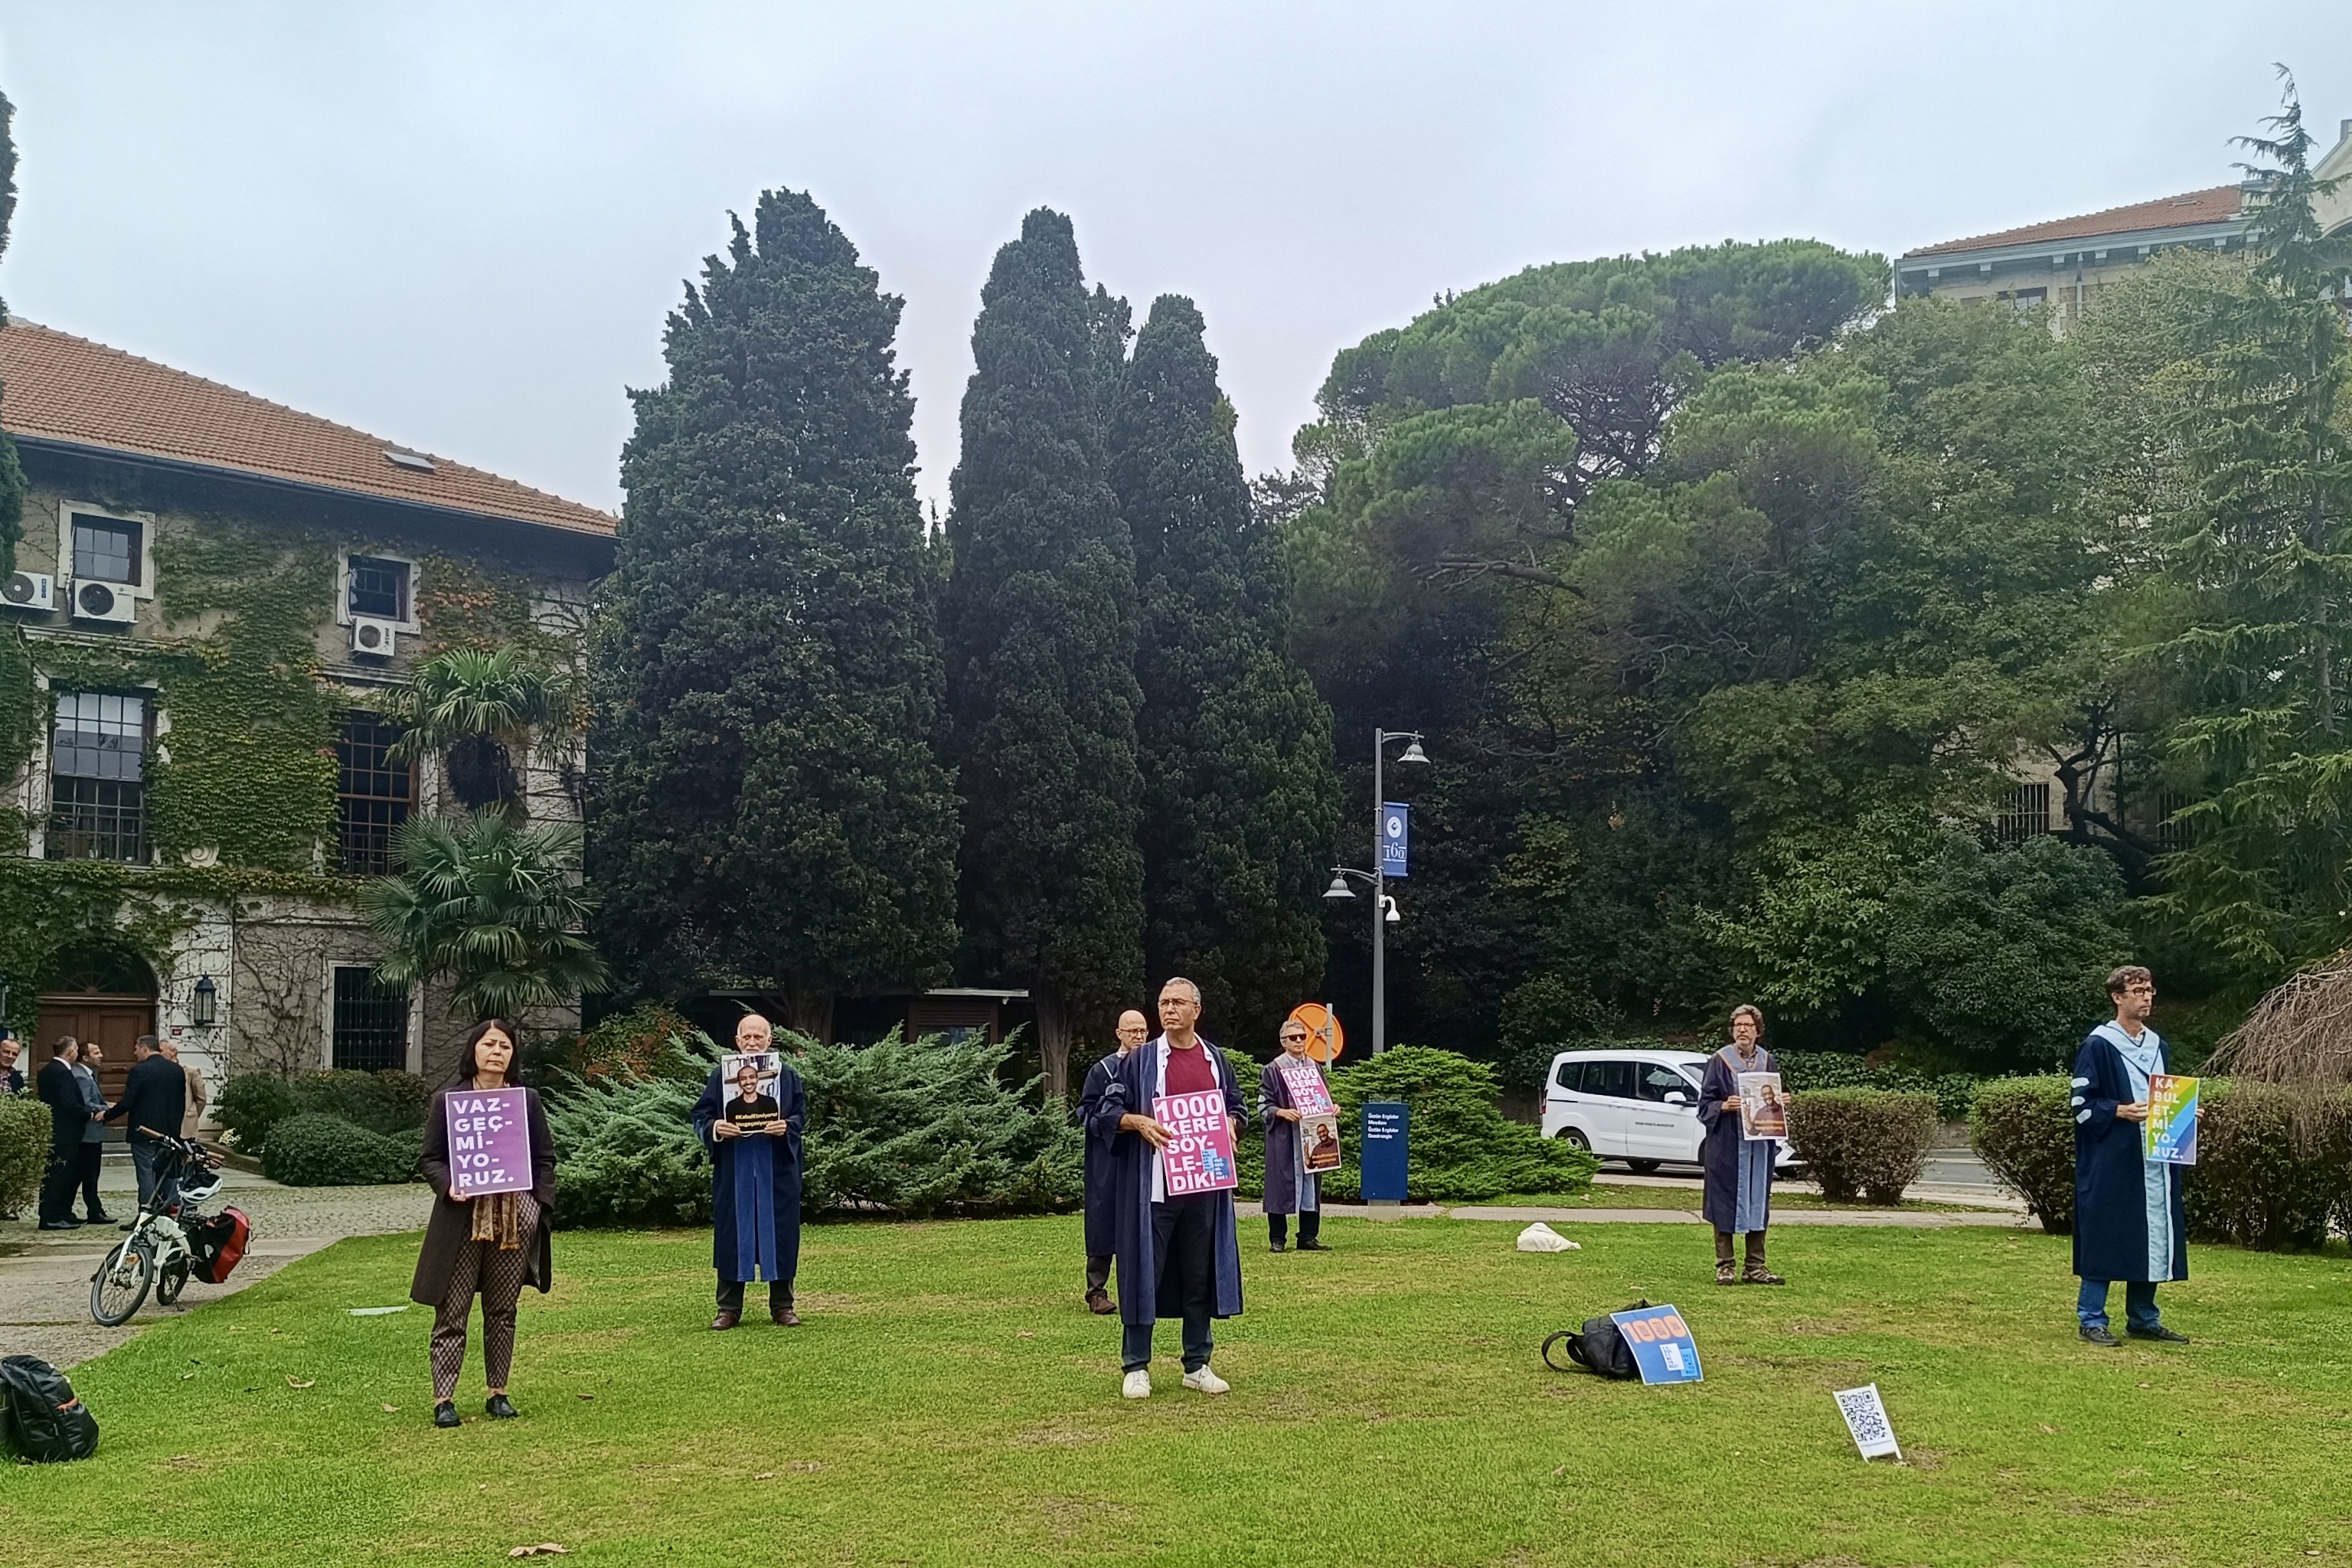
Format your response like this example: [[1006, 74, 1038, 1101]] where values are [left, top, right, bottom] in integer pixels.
[[1834, 1383, 1900, 1459]]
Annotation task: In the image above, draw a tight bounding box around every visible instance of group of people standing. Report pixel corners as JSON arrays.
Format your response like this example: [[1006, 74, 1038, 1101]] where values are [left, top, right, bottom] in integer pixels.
[[400, 962, 2195, 1427], [31, 1031, 205, 1230]]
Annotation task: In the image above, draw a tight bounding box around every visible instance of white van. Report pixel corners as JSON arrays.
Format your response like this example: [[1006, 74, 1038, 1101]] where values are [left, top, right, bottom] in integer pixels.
[[1540, 1047, 1802, 1174]]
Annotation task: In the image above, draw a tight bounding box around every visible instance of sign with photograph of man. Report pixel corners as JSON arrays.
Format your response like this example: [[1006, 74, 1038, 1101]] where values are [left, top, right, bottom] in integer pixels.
[[720, 1052, 784, 1130], [1301, 1111, 1343, 1174], [1736, 1073, 1788, 1140]]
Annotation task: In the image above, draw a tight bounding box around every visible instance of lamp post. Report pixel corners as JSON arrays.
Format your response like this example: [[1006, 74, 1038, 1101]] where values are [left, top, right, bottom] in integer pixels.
[[1323, 727, 1427, 1054]]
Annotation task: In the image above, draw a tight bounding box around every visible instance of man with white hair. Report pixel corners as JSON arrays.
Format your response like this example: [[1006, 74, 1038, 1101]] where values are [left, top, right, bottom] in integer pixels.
[[1076, 1008, 1150, 1313], [1089, 977, 1248, 1400]]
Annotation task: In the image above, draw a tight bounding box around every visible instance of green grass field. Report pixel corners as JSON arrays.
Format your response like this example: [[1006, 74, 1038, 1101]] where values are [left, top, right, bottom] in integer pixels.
[[7, 1216, 2351, 1567]]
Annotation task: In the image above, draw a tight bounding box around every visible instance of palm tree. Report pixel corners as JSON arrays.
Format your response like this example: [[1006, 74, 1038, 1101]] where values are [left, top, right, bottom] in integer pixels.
[[361, 812, 608, 1021], [384, 646, 576, 815]]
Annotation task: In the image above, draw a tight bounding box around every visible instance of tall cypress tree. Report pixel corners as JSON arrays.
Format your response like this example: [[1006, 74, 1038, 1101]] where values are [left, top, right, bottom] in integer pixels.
[[1113, 296, 1341, 1048], [590, 190, 961, 1035], [942, 208, 1144, 1096]]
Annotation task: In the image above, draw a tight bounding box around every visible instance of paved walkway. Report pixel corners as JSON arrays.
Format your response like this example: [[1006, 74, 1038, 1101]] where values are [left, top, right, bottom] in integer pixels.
[[0, 1158, 430, 1369]]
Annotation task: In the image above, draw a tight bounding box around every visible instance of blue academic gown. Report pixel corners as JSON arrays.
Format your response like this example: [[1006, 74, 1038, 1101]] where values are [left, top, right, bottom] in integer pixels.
[[2071, 1024, 2187, 1285], [1077, 1051, 1125, 1258], [691, 1062, 805, 1285], [1697, 1046, 1779, 1234], [1088, 1037, 1248, 1331]]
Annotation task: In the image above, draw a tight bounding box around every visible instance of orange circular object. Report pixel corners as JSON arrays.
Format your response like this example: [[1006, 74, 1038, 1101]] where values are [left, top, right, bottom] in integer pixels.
[[1288, 1003, 1344, 1064]]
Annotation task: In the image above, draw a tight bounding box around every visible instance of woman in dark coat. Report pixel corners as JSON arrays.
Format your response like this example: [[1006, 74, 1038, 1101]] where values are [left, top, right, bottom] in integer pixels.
[[1695, 1004, 1784, 1285], [413, 1018, 556, 1429], [1259, 1020, 1328, 1253], [691, 1014, 805, 1330]]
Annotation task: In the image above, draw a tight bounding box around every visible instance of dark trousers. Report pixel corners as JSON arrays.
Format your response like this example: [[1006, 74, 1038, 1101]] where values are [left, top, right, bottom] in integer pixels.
[[130, 1139, 177, 1213], [717, 1275, 794, 1314], [1086, 1254, 1112, 1293], [1121, 1195, 1215, 1373], [78, 1142, 107, 1217], [38, 1136, 80, 1223], [1268, 1210, 1320, 1248]]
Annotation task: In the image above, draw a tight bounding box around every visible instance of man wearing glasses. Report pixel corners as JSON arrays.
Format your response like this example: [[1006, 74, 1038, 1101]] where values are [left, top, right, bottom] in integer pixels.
[[1076, 1008, 1150, 1313], [1260, 1020, 1331, 1253]]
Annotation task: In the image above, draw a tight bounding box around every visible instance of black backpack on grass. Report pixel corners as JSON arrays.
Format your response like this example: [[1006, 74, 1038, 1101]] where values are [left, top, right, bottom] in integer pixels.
[[1541, 1300, 1652, 1380], [0, 1355, 100, 1463]]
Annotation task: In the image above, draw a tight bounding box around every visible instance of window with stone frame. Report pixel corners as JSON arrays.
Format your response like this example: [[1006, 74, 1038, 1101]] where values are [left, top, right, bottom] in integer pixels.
[[47, 690, 149, 863], [336, 711, 414, 874]]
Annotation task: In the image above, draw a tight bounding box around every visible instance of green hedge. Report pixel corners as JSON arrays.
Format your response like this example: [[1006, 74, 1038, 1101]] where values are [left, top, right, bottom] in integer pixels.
[[1970, 1076, 2352, 1250], [214, 1069, 429, 1154], [544, 1026, 1084, 1228], [1778, 1052, 1985, 1122], [1785, 1089, 1939, 1204], [0, 1092, 48, 1218], [1318, 1046, 1597, 1203], [1968, 1076, 2075, 1233], [260, 1112, 422, 1186]]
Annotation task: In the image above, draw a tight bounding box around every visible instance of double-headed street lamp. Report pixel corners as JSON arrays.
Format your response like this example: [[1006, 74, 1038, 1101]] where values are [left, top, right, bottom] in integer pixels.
[[1324, 727, 1429, 1055]]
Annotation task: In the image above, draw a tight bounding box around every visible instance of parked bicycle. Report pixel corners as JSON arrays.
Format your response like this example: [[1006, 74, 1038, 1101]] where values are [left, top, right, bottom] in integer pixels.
[[89, 1137, 251, 1327]]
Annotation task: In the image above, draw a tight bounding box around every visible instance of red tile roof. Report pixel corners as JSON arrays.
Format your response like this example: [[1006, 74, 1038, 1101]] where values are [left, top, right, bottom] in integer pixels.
[[1905, 185, 2245, 259], [0, 319, 615, 536]]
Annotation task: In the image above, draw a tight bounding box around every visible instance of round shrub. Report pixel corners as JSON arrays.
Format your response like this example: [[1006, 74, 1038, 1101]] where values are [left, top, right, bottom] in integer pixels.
[[214, 1073, 300, 1154], [0, 1092, 50, 1218], [2184, 1081, 2350, 1252], [1968, 1076, 2075, 1233], [1321, 1045, 1598, 1203], [1785, 1088, 1938, 1204], [260, 1112, 419, 1187]]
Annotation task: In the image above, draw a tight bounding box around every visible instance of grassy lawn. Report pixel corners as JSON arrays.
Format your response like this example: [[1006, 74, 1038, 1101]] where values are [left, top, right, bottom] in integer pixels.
[[7, 1217, 2351, 1567]]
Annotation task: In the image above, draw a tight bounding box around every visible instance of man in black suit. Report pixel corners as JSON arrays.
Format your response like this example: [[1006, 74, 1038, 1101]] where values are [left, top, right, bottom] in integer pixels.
[[105, 1034, 185, 1217], [0, 1031, 23, 1096], [35, 1039, 89, 1230]]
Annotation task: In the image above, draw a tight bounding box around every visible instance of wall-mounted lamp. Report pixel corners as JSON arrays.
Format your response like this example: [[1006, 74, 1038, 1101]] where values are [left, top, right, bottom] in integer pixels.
[[192, 975, 217, 1028]]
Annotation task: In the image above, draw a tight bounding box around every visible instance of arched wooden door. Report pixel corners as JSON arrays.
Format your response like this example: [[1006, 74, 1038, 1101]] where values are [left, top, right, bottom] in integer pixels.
[[32, 945, 160, 1106]]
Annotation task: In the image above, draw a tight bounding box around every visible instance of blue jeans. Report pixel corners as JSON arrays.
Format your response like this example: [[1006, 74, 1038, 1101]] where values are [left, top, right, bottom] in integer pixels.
[[130, 1138, 178, 1213], [2077, 1278, 2160, 1332]]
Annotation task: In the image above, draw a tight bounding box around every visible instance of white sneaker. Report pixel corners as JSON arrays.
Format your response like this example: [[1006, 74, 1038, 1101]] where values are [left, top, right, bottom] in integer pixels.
[[1181, 1365, 1230, 1395], [1121, 1370, 1151, 1400]]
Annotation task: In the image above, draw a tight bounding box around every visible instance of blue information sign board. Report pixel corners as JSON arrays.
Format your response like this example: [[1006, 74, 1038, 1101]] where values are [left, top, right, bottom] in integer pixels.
[[1360, 1100, 1410, 1202], [1380, 803, 1410, 877], [1609, 1304, 1703, 1384]]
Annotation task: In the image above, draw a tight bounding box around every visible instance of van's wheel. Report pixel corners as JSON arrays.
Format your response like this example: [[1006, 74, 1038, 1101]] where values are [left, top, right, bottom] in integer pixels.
[[156, 1256, 190, 1306], [1559, 1127, 1591, 1152], [92, 1237, 155, 1326], [1625, 1159, 1662, 1174]]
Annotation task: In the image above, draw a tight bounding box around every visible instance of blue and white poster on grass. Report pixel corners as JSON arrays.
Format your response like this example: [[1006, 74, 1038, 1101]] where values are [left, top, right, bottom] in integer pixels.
[[1611, 1304, 1702, 1384], [1381, 802, 1410, 877]]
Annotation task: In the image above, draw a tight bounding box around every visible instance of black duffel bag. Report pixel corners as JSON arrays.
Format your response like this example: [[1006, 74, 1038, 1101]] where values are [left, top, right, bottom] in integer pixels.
[[1540, 1299, 1653, 1380], [0, 1354, 100, 1462]]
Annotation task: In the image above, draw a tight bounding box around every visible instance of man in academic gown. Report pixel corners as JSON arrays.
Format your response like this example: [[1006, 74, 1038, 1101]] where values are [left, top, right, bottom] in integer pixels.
[[1089, 978, 1248, 1400], [2071, 965, 2190, 1348], [692, 1014, 805, 1330], [1077, 1008, 1150, 1314]]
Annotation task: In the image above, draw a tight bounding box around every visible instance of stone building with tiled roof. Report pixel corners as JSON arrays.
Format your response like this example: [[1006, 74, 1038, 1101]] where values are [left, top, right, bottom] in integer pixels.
[[0, 320, 615, 1107], [1894, 117, 2352, 332]]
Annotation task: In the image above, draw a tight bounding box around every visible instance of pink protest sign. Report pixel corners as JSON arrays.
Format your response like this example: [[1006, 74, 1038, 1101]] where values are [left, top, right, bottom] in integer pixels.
[[444, 1089, 533, 1197], [1154, 1089, 1239, 1196], [1279, 1061, 1334, 1116]]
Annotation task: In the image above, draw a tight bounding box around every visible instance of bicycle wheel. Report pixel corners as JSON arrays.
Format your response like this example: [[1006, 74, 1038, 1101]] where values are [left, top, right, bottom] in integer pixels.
[[92, 1236, 155, 1326], [156, 1254, 190, 1306]]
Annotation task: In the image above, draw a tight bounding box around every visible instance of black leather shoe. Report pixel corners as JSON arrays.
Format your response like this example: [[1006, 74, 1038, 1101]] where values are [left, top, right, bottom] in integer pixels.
[[38, 1219, 82, 1230], [485, 1393, 518, 1419], [2079, 1325, 2122, 1348], [1269, 1241, 1286, 1253], [84, 1210, 113, 1223], [2127, 1324, 2190, 1344], [1296, 1239, 1331, 1252], [433, 1400, 461, 1428]]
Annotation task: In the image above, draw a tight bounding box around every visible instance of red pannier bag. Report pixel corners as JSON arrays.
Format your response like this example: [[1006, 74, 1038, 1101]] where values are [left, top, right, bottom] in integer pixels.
[[187, 1207, 250, 1284]]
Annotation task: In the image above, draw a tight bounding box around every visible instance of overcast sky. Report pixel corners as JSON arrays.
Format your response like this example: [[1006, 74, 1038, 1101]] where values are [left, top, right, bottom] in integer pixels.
[[0, 4, 2341, 519]]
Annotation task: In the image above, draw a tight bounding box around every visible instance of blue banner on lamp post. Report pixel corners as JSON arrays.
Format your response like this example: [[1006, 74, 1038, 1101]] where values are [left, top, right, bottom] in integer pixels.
[[1380, 802, 1409, 877]]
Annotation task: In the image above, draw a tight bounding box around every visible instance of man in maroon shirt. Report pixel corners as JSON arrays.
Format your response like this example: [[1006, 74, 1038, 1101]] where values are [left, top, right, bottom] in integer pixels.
[[1096, 977, 1249, 1399]]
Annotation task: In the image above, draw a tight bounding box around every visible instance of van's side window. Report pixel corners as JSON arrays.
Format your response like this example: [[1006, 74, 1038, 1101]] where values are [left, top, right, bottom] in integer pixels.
[[1553, 1060, 1583, 1093], [1582, 1060, 1637, 1099]]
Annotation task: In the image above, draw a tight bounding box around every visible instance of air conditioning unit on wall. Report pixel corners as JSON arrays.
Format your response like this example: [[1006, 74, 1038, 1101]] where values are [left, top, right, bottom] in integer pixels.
[[2, 570, 54, 611], [350, 616, 400, 658], [69, 579, 137, 626]]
